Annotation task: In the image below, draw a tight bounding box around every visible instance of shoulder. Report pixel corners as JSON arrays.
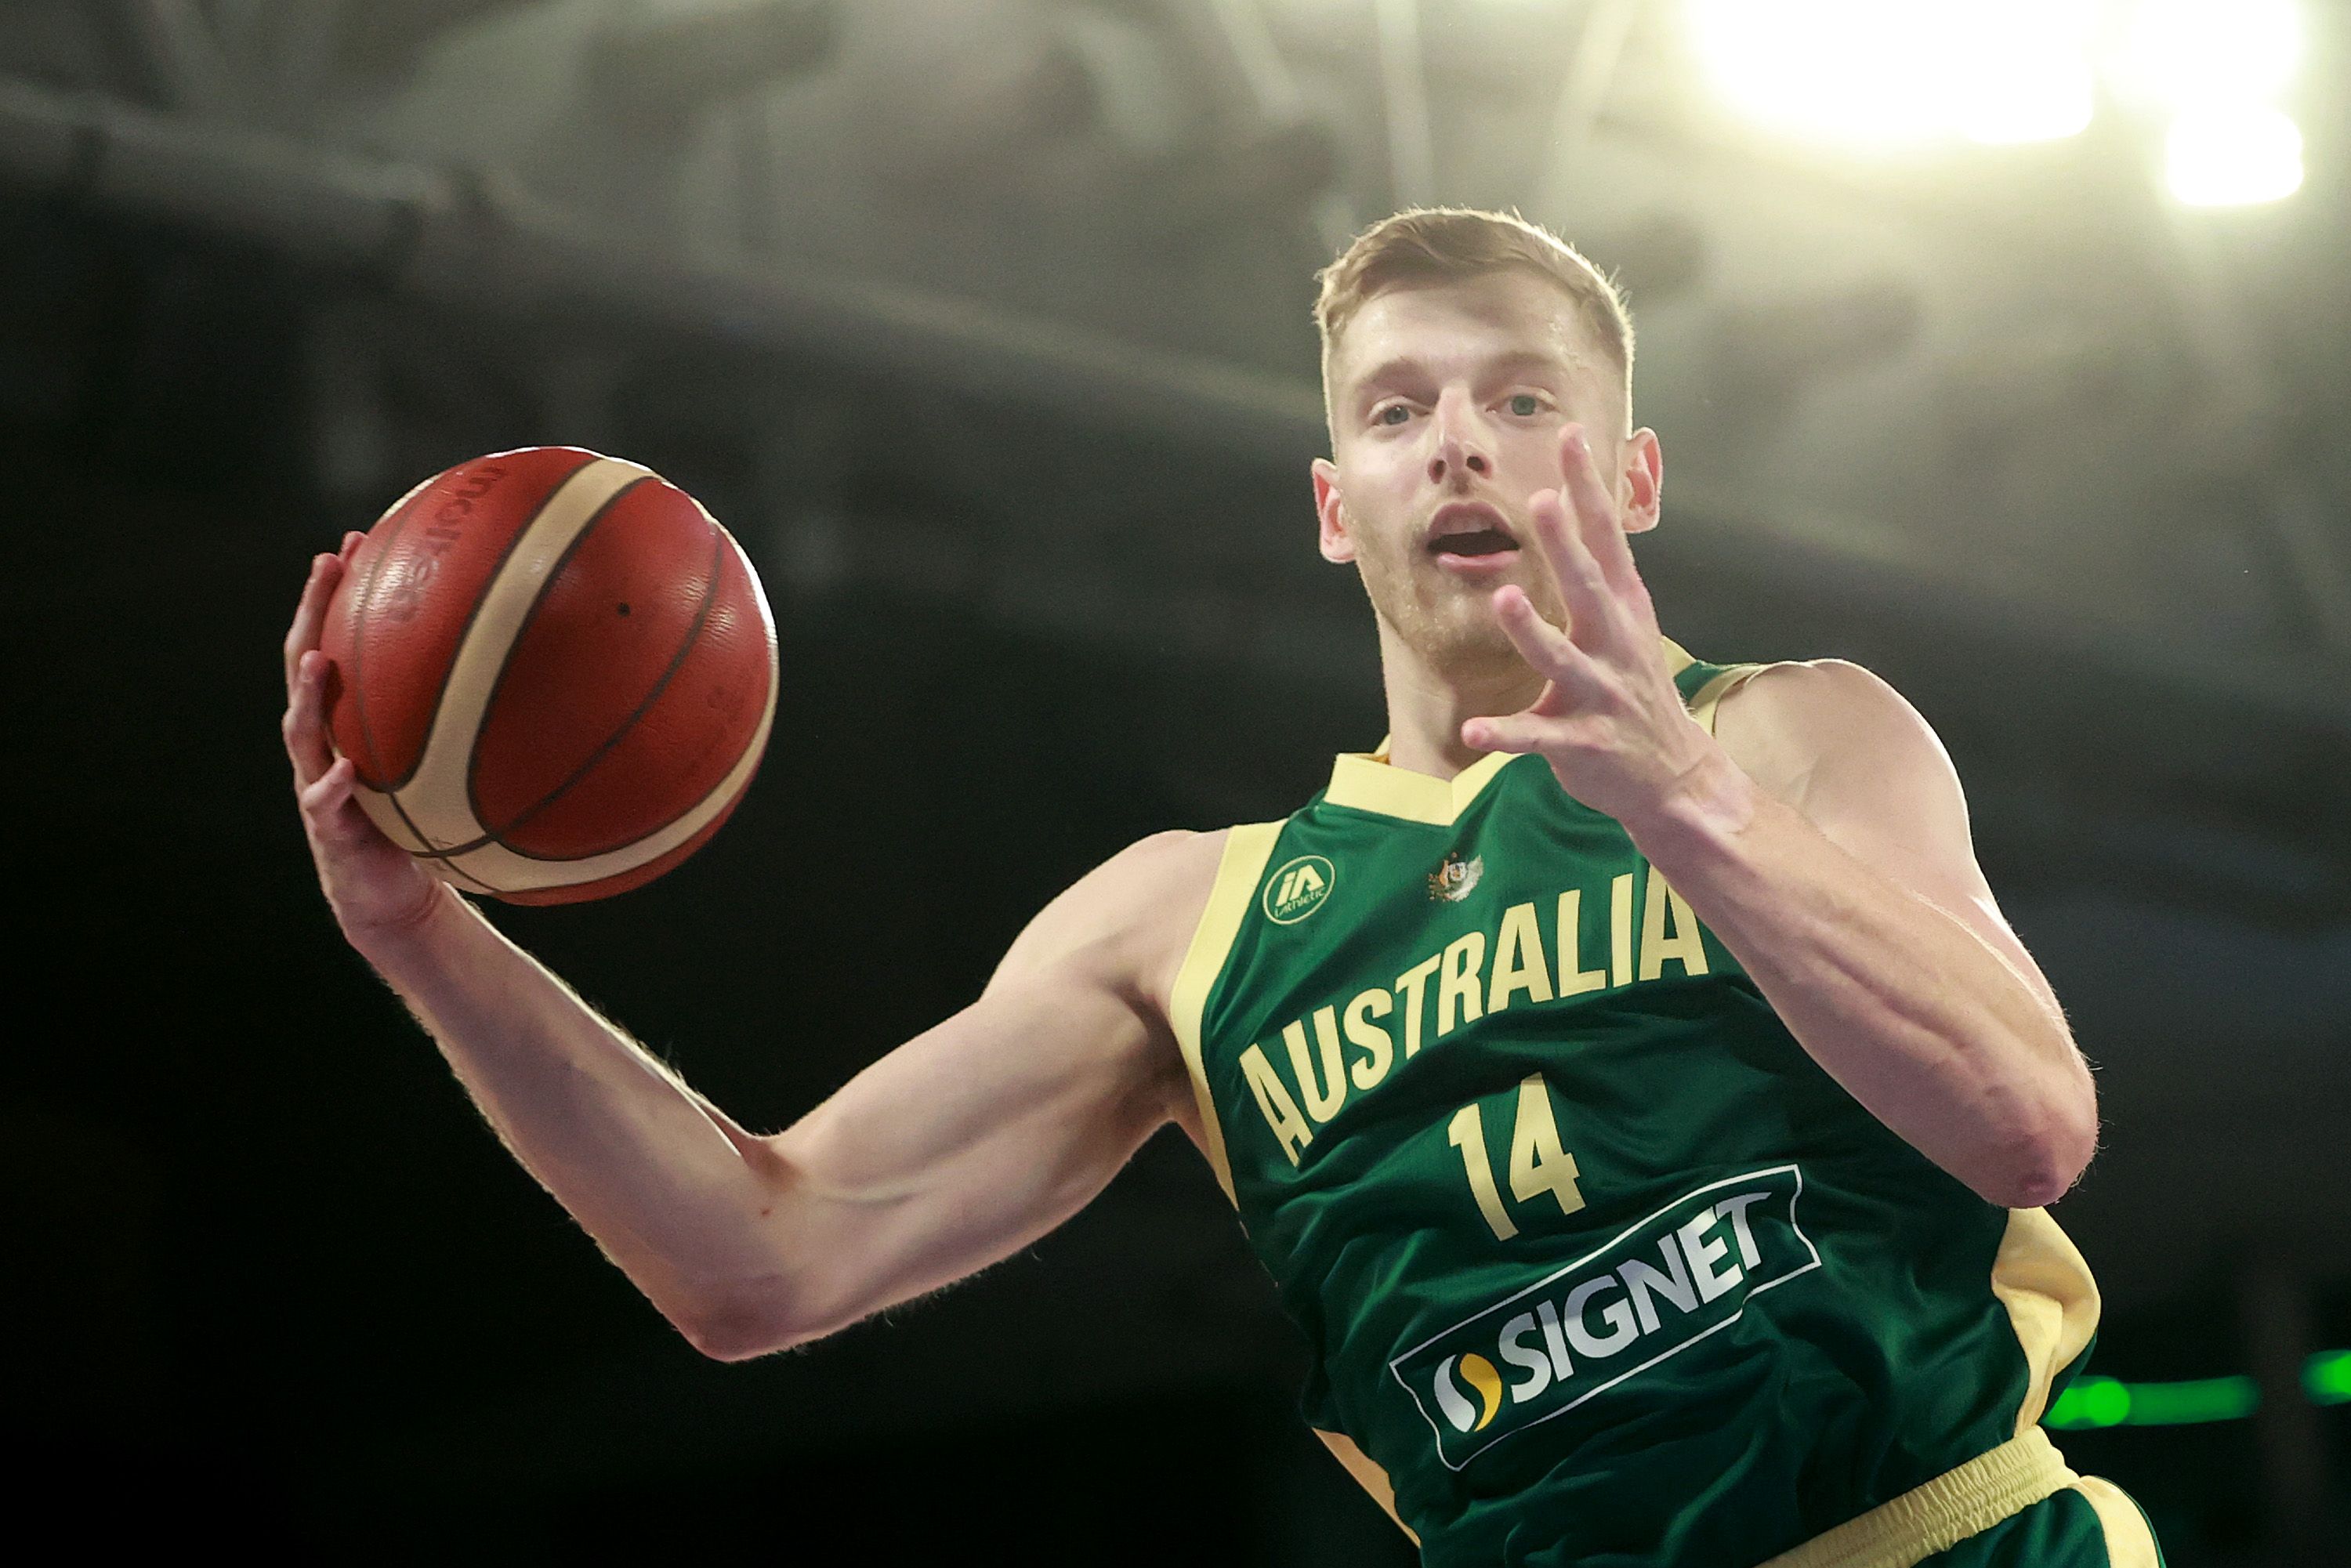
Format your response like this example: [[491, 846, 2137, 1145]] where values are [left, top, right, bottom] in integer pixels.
[[1712, 658, 1954, 805], [987, 827, 1233, 1009], [1070, 827, 1232, 925]]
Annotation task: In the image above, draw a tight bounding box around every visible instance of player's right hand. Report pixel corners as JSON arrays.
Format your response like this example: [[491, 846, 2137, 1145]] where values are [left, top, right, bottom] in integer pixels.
[[283, 535, 451, 948]]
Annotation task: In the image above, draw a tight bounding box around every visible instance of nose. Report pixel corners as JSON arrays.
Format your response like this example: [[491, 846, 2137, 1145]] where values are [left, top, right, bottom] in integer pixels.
[[1426, 391, 1491, 485]]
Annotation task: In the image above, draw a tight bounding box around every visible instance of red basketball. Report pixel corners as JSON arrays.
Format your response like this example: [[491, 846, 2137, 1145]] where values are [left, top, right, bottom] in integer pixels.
[[318, 447, 778, 904]]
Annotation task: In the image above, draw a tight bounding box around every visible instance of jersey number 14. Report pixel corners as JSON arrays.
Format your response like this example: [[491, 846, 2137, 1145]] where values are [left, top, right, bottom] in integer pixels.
[[1447, 1074, 1585, 1240]]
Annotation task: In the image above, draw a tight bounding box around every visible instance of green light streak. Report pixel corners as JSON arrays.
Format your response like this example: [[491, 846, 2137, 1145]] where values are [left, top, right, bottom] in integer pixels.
[[2125, 1374, 2259, 1425], [2049, 1376, 2128, 1429], [2044, 1353, 2345, 1429], [2307, 1349, 2351, 1405]]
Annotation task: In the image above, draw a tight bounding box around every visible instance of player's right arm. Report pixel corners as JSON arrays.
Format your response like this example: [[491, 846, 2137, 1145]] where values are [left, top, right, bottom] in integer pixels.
[[284, 542, 1218, 1360]]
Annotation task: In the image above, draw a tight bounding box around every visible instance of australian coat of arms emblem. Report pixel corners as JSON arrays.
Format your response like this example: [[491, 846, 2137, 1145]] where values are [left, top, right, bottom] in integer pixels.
[[1428, 851, 1483, 903]]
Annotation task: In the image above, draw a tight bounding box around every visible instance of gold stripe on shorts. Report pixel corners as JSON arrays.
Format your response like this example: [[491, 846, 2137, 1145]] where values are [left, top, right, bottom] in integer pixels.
[[1762, 1429, 2078, 1568], [2071, 1476, 2161, 1568]]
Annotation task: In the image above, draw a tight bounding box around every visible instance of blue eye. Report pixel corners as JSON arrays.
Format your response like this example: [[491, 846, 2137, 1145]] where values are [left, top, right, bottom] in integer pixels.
[[1508, 393, 1542, 417], [1378, 404, 1411, 426]]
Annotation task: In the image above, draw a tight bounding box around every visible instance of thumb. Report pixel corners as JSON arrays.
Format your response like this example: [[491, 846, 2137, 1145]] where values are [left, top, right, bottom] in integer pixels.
[[1462, 712, 1546, 755], [301, 758, 385, 849]]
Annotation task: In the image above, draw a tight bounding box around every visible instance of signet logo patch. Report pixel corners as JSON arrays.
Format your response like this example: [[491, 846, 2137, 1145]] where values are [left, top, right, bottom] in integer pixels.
[[1264, 854, 1336, 925], [1391, 1165, 1821, 1469]]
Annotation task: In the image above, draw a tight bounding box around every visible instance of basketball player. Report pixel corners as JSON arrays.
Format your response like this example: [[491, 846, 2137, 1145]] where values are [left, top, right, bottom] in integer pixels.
[[283, 208, 2158, 1565]]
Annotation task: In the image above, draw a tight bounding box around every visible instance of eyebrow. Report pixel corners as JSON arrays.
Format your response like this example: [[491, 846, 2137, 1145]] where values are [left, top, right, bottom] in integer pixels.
[[1350, 348, 1579, 405]]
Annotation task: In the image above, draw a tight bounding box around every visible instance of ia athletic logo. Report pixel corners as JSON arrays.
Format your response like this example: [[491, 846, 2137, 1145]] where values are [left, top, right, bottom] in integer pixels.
[[1264, 855, 1336, 925], [1392, 1166, 1822, 1469]]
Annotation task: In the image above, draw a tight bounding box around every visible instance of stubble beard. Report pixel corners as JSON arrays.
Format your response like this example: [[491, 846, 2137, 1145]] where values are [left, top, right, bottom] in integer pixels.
[[1356, 538, 1562, 683]]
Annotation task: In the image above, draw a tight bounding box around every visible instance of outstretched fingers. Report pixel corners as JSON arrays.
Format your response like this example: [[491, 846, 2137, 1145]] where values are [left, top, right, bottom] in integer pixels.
[[1490, 582, 1595, 689], [1461, 708, 1553, 756], [283, 646, 339, 787], [284, 551, 342, 697], [284, 540, 361, 790], [1524, 481, 1625, 657], [298, 754, 368, 839], [1556, 428, 1637, 581]]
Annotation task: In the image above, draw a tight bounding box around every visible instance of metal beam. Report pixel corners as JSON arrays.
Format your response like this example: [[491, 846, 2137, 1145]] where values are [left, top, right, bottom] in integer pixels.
[[0, 74, 2344, 907], [0, 76, 1327, 466]]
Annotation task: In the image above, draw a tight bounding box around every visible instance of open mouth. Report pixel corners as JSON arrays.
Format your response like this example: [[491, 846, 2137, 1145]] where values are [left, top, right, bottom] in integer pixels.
[[1427, 527, 1519, 558]]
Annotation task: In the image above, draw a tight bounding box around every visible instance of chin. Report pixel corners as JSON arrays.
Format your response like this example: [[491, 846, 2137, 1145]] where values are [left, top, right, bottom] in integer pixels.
[[1365, 570, 1539, 672], [1411, 611, 1523, 675]]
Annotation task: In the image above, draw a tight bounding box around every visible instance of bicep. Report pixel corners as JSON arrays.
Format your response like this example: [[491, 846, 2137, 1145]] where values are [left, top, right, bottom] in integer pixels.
[[759, 837, 1209, 1342], [1739, 661, 2063, 1018], [766, 951, 1177, 1340]]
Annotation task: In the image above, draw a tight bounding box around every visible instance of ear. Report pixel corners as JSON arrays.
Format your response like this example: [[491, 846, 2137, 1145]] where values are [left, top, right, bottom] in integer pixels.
[[1618, 427, 1664, 535], [1312, 458, 1357, 563]]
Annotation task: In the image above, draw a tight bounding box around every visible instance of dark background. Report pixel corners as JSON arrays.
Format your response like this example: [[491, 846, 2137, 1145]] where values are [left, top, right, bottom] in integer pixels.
[[2, 3, 2346, 1563]]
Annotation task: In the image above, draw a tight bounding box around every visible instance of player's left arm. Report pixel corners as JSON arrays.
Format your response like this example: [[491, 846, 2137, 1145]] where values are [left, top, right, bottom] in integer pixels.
[[1691, 657, 2096, 1205], [1466, 423, 2095, 1208]]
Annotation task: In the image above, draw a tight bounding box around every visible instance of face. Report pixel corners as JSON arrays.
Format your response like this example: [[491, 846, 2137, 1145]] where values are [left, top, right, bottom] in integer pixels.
[[1313, 270, 1660, 675]]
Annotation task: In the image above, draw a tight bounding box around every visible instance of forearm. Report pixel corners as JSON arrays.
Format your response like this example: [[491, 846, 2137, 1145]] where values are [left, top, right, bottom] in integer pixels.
[[1625, 751, 2093, 1205], [357, 887, 797, 1340]]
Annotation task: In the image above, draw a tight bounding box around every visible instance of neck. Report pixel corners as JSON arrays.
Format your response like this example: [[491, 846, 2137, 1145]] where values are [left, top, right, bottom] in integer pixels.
[[1375, 620, 1547, 780]]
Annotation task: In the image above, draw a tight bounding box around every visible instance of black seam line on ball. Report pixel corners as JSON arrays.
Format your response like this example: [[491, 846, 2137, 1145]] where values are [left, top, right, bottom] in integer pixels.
[[384, 786, 447, 868], [406, 815, 501, 893], [346, 487, 465, 867], [433, 505, 724, 864], [453, 473, 655, 843], [346, 473, 422, 789], [383, 451, 603, 792]]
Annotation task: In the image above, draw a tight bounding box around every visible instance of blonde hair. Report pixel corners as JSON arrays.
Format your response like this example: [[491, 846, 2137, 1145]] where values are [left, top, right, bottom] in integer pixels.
[[1313, 207, 1634, 425]]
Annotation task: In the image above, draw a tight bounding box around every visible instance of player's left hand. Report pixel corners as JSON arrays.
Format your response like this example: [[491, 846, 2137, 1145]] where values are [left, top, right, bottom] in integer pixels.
[[1460, 422, 1728, 829]]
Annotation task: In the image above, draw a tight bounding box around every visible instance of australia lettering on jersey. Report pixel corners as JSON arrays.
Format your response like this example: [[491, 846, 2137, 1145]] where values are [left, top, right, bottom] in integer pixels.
[[1239, 862, 1710, 1164], [1390, 1165, 1821, 1468]]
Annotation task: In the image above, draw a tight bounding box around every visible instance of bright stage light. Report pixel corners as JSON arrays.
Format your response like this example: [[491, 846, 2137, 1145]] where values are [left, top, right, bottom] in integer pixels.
[[2117, 0, 2302, 112], [1684, 1, 1943, 147], [2164, 104, 2304, 206], [1957, 50, 2095, 147], [1684, 0, 2096, 150]]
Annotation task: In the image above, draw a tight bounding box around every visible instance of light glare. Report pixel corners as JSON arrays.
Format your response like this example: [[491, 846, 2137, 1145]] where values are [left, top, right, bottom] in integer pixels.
[[1685, 0, 2097, 150], [2118, 0, 2302, 112], [1958, 53, 2096, 146], [2165, 105, 2304, 206], [1686, 0, 1945, 147]]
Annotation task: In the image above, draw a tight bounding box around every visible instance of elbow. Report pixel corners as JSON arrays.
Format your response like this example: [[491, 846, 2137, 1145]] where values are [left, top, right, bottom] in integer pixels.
[[1983, 1158, 2078, 1212], [1975, 1075, 2099, 1210], [668, 1288, 813, 1363], [679, 1320, 786, 1364]]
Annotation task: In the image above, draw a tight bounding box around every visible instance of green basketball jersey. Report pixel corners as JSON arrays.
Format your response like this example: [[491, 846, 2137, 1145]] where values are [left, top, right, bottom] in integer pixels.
[[1170, 641, 2099, 1566]]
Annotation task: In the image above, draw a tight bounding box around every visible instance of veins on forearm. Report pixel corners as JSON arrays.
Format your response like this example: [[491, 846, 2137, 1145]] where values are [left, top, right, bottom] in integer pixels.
[[1626, 774, 2068, 1117]]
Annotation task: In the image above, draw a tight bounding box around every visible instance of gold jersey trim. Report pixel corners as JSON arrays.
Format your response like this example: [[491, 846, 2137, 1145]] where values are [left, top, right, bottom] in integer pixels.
[[2069, 1476, 2162, 1568], [1686, 660, 1770, 737], [1324, 747, 1516, 825], [1324, 638, 1708, 826], [1761, 1429, 2076, 1568], [1170, 820, 1286, 1205], [1990, 1206, 2102, 1434], [1758, 1208, 2108, 1568]]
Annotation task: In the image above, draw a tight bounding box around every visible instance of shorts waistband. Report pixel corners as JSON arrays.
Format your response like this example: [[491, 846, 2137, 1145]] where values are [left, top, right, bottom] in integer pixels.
[[1762, 1429, 2078, 1568]]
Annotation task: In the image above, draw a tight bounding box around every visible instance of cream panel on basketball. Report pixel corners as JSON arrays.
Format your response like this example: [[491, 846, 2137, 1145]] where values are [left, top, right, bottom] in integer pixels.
[[345, 467, 492, 863], [351, 787, 435, 854], [441, 658, 776, 892], [383, 456, 656, 856]]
